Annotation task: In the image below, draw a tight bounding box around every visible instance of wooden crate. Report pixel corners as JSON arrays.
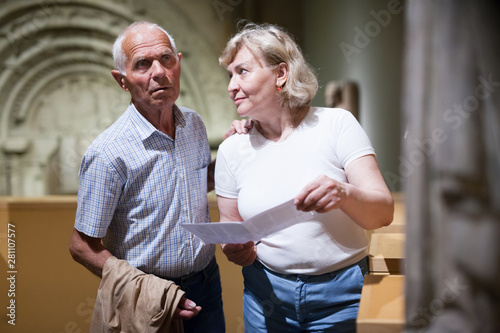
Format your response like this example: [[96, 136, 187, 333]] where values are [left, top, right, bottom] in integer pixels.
[[357, 274, 405, 333], [369, 233, 405, 274]]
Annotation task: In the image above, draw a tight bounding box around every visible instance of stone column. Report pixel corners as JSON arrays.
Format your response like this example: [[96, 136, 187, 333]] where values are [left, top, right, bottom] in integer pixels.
[[403, 1, 500, 332]]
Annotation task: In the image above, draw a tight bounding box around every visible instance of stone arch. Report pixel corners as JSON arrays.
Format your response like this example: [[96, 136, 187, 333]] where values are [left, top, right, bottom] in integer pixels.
[[0, 0, 235, 195]]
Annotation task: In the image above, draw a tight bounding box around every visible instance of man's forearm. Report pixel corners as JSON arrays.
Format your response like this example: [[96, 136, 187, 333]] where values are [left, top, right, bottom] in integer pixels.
[[69, 229, 113, 278]]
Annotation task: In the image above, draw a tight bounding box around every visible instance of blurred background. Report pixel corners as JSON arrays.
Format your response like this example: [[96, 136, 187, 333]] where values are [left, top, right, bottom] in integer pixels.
[[0, 1, 406, 331], [0, 0, 404, 197], [2, 1, 499, 332]]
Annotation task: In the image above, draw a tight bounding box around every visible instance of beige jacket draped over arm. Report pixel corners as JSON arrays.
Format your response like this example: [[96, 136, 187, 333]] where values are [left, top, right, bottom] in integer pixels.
[[90, 256, 184, 333]]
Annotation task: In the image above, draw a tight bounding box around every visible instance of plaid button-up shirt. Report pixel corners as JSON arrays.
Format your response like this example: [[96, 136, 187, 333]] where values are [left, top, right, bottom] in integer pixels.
[[75, 103, 214, 277]]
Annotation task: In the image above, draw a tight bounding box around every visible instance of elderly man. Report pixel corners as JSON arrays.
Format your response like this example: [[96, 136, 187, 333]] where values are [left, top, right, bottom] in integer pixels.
[[69, 21, 225, 332]]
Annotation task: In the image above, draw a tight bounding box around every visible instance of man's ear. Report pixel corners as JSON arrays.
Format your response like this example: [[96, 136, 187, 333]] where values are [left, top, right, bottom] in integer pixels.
[[111, 70, 128, 91]]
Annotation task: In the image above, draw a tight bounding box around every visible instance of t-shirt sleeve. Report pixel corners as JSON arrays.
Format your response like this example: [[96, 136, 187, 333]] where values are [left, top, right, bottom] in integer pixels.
[[335, 111, 376, 168], [74, 150, 123, 238], [214, 143, 238, 199]]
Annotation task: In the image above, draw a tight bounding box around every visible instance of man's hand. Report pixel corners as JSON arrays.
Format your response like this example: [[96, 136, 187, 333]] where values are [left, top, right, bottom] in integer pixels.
[[222, 119, 254, 141], [174, 296, 202, 320], [221, 241, 257, 266]]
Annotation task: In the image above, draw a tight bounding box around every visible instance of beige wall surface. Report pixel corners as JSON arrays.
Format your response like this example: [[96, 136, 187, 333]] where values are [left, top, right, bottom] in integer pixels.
[[0, 195, 406, 332], [0, 197, 101, 332], [0, 196, 244, 333]]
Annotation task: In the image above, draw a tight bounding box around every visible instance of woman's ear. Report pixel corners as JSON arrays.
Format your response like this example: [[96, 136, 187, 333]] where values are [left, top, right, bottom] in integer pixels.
[[276, 62, 289, 87], [111, 70, 128, 91]]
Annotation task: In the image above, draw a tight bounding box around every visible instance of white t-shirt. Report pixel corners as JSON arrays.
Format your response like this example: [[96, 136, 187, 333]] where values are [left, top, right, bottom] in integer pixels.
[[215, 107, 375, 275]]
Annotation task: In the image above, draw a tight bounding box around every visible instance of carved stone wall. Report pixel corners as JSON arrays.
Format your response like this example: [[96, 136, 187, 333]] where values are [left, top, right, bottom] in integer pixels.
[[0, 0, 236, 196], [403, 1, 500, 332]]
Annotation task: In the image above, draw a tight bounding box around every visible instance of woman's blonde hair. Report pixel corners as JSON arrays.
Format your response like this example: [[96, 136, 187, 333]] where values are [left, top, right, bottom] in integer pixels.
[[219, 22, 318, 109]]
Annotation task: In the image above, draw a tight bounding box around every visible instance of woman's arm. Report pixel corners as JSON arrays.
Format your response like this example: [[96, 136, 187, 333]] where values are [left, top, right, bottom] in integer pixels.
[[294, 154, 394, 230], [217, 196, 257, 266]]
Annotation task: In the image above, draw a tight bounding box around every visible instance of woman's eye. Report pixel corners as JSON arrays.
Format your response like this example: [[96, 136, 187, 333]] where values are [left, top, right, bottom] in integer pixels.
[[240, 68, 248, 74]]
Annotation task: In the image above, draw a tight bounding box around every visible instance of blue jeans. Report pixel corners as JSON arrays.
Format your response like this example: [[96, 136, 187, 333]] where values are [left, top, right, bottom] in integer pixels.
[[242, 257, 368, 333], [168, 257, 225, 332]]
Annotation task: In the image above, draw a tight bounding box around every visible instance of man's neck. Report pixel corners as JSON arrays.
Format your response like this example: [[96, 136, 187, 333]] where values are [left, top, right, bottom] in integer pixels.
[[133, 102, 176, 138]]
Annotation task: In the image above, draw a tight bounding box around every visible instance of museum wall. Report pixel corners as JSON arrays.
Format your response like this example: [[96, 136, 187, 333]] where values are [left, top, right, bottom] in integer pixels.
[[303, 0, 404, 192], [0, 0, 238, 196]]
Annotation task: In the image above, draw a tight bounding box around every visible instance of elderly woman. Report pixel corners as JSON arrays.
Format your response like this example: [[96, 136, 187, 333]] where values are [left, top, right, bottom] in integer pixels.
[[215, 23, 394, 332]]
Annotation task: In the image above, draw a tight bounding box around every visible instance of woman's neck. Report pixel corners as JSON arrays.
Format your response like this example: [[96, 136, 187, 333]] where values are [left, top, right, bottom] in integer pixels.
[[255, 105, 309, 142]]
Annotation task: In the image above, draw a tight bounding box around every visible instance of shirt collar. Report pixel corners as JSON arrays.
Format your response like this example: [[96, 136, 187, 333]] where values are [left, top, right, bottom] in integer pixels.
[[127, 103, 186, 141], [172, 104, 187, 129]]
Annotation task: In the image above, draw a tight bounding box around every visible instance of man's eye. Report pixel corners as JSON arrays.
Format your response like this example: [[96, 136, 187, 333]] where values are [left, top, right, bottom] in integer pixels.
[[163, 55, 170, 61], [137, 60, 148, 68]]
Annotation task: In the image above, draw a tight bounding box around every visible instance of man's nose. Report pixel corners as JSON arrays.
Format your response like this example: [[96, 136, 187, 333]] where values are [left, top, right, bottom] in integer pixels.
[[151, 60, 167, 79]]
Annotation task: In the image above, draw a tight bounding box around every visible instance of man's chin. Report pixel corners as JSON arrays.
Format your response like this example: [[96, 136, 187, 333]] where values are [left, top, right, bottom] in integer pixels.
[[150, 96, 178, 107]]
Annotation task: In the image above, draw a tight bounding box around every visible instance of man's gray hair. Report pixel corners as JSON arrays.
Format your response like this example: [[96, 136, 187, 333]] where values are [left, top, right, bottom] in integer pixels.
[[112, 22, 178, 75]]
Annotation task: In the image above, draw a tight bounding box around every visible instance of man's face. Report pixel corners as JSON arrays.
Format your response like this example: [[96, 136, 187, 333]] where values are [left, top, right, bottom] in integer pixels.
[[118, 27, 182, 113]]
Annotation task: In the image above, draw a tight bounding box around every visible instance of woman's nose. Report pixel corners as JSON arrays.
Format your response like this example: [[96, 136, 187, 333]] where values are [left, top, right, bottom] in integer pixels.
[[227, 76, 238, 92]]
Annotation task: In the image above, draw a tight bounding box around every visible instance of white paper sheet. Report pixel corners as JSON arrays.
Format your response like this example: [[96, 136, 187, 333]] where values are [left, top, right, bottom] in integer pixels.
[[180, 199, 314, 244]]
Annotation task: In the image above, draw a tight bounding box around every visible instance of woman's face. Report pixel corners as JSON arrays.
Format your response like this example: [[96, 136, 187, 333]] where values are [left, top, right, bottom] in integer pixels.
[[226, 45, 279, 121]]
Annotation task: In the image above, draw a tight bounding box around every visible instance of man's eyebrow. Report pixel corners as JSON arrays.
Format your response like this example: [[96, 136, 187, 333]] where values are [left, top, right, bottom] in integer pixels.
[[130, 49, 176, 65], [131, 56, 147, 64], [161, 51, 175, 58]]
